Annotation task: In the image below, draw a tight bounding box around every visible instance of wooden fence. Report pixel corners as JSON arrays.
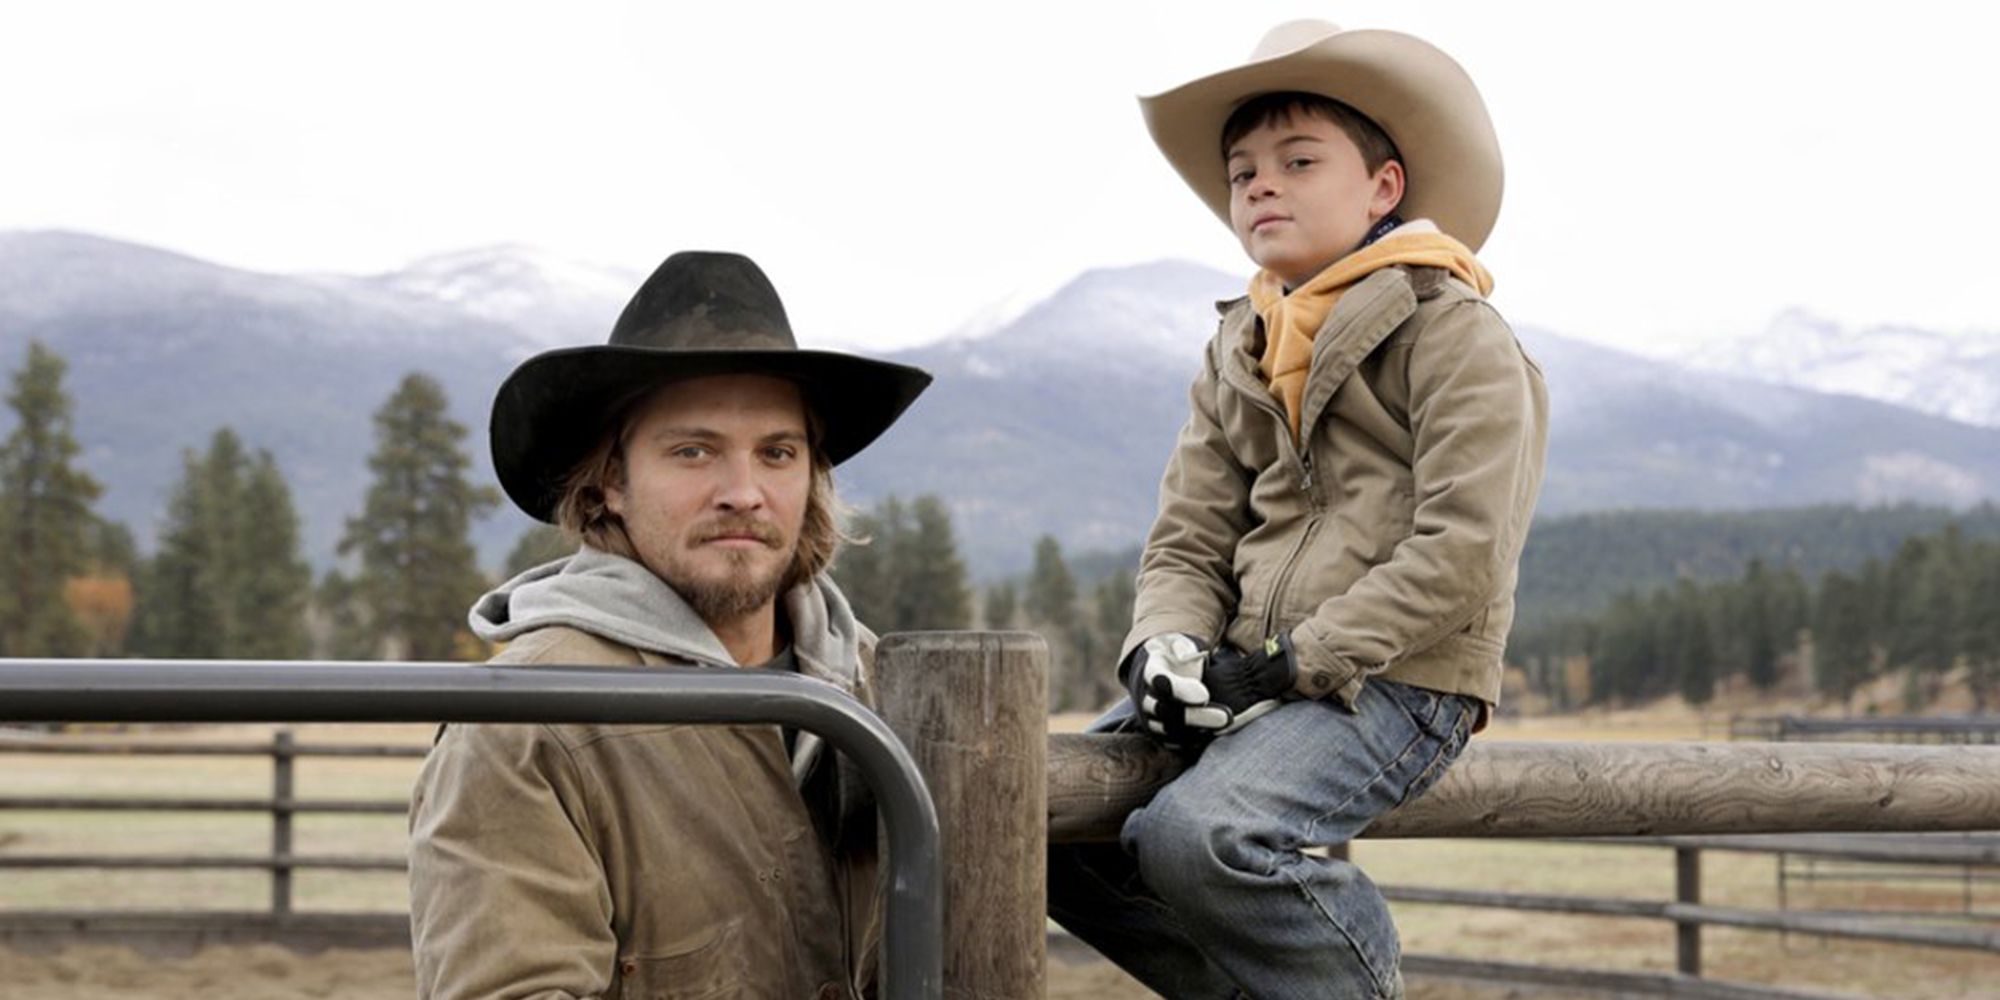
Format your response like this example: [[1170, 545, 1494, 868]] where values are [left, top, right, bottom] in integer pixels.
[[5, 635, 2000, 998], [0, 730, 418, 949], [1729, 715, 2000, 744]]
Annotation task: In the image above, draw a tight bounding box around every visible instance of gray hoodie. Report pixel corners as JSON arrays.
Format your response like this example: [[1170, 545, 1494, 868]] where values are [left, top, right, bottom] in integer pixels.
[[467, 544, 872, 776], [470, 545, 865, 684]]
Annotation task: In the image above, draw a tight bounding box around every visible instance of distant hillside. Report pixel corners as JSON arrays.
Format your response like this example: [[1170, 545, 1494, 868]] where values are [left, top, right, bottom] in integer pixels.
[[1515, 503, 2000, 629], [0, 231, 620, 567], [9, 230, 2000, 582], [1519, 329, 2000, 514], [1681, 308, 2000, 428]]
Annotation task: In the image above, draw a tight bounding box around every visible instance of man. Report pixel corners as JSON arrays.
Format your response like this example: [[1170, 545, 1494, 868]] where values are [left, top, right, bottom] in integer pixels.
[[407, 251, 931, 1000]]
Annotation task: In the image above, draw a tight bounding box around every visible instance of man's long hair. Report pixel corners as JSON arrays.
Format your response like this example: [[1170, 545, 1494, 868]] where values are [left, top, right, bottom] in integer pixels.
[[552, 390, 845, 592]]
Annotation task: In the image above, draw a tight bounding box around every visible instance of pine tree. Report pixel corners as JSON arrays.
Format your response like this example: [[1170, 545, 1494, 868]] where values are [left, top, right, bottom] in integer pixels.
[[1086, 571, 1137, 708], [131, 431, 309, 659], [232, 451, 312, 659], [828, 494, 971, 633], [1772, 565, 1811, 679], [1023, 535, 1078, 630], [1669, 581, 1716, 707], [1884, 535, 1954, 672], [832, 498, 903, 630], [313, 569, 378, 661], [1740, 558, 1780, 690], [192, 429, 252, 649], [134, 449, 228, 657], [982, 582, 1019, 630], [1814, 570, 1874, 711], [0, 341, 103, 656], [895, 496, 970, 630], [1590, 591, 1658, 705], [1963, 540, 2000, 712], [1023, 535, 1086, 708], [338, 374, 499, 661]]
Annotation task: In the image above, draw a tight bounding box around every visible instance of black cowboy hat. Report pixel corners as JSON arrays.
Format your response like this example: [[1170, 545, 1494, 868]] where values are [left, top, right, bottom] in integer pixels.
[[491, 251, 932, 522]]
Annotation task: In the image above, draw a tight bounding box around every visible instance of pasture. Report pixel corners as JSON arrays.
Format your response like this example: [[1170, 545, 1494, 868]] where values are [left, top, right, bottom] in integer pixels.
[[0, 711, 1995, 999]]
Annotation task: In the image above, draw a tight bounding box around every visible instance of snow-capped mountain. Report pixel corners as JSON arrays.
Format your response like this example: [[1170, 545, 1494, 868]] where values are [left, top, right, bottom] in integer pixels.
[[1679, 308, 2000, 428], [915, 260, 1242, 379], [8, 230, 2000, 577], [364, 245, 639, 353]]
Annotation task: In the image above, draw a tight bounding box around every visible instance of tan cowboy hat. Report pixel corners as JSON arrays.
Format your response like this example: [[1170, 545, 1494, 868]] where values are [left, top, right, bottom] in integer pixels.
[[1141, 19, 1504, 252]]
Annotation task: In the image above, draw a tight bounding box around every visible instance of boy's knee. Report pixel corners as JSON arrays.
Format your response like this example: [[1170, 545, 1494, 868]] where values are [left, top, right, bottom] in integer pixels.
[[1126, 795, 1280, 903]]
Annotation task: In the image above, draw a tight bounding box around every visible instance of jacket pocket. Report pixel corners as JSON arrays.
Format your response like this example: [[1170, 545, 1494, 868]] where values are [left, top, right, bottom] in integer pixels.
[[614, 917, 748, 1000]]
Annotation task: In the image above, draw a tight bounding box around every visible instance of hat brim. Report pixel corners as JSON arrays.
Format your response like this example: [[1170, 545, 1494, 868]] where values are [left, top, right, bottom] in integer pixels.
[[491, 346, 932, 522], [1140, 28, 1503, 252]]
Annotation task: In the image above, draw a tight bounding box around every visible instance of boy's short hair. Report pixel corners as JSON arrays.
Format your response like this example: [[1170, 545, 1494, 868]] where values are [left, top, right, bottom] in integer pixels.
[[1220, 92, 1402, 175]]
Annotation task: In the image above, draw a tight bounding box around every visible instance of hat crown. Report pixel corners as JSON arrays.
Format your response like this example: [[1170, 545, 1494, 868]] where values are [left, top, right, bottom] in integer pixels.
[[608, 250, 797, 352], [1248, 19, 1342, 61]]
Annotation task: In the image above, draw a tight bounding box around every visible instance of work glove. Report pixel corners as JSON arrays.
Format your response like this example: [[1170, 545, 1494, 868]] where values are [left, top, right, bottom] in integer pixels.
[[1194, 632, 1299, 735], [1122, 633, 1221, 747]]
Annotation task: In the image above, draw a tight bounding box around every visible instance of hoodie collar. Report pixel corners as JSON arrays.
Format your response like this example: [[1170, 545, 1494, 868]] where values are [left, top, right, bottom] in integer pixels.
[[467, 545, 866, 695]]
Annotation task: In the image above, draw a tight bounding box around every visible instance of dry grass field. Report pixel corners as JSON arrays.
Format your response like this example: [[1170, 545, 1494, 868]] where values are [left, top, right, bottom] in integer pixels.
[[1, 710, 1996, 999]]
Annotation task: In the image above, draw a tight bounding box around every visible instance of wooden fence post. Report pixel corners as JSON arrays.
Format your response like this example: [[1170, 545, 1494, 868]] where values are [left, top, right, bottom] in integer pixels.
[[877, 632, 1048, 999], [271, 729, 295, 916], [1674, 846, 1701, 978]]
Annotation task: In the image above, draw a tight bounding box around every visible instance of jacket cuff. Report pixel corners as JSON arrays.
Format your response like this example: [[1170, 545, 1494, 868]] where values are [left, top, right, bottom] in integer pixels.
[[1289, 623, 1366, 708]]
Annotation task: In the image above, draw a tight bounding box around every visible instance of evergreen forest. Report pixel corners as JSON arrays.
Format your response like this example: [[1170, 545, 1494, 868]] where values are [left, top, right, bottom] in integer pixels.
[[4, 338, 1997, 717]]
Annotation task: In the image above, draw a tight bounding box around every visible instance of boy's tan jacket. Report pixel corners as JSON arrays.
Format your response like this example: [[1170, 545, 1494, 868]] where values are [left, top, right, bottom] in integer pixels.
[[408, 626, 881, 1000], [1126, 265, 1547, 711]]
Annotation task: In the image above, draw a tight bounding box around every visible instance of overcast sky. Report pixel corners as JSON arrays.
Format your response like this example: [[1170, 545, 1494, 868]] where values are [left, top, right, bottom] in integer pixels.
[[5, 1, 1997, 356]]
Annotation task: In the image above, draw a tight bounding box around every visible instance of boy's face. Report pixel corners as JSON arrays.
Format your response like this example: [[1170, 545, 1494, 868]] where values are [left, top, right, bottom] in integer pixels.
[[1226, 111, 1405, 288]]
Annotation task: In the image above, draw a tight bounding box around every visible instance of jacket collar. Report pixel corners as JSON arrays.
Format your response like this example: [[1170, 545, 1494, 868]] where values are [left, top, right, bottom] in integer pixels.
[[1216, 266, 1430, 434]]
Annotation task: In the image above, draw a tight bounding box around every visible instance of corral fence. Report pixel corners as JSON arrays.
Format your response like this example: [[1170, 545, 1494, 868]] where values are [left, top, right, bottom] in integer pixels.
[[5, 639, 2000, 1000], [1729, 715, 2000, 745], [1727, 715, 2000, 928], [0, 729, 418, 947], [0, 655, 946, 999]]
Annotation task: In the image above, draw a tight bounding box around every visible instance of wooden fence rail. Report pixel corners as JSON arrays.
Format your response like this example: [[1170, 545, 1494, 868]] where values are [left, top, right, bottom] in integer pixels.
[[0, 731, 420, 914], [6, 635, 2000, 999]]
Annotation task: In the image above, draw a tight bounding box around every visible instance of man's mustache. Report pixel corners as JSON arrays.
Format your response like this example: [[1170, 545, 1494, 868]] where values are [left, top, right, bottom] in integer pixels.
[[691, 518, 783, 547]]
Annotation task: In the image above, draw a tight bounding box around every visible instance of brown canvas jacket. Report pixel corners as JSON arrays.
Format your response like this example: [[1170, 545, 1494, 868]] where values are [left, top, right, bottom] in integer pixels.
[[408, 625, 882, 1000], [1126, 265, 1548, 712]]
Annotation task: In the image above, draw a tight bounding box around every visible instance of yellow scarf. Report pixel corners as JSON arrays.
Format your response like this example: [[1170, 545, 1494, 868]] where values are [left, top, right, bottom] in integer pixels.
[[1250, 228, 1495, 439]]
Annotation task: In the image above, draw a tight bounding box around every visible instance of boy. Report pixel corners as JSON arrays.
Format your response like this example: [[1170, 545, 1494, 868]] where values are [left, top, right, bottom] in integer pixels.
[[1047, 20, 1548, 1000]]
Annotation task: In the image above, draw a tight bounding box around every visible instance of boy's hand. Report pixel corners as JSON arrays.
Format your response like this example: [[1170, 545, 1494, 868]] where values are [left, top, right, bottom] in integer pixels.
[[1123, 633, 1225, 746], [1196, 632, 1298, 734]]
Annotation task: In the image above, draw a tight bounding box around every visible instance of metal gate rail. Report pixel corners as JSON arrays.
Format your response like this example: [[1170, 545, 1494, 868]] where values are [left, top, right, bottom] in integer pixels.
[[0, 658, 942, 1000]]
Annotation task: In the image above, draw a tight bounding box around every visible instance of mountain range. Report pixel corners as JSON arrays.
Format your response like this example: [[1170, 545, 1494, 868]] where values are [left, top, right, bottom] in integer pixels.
[[6, 229, 2000, 579], [1678, 308, 2000, 429]]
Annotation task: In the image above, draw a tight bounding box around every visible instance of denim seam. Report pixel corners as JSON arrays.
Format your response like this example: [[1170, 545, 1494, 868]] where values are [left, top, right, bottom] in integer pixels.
[[1394, 703, 1476, 810], [1277, 853, 1398, 997], [1302, 721, 1435, 845]]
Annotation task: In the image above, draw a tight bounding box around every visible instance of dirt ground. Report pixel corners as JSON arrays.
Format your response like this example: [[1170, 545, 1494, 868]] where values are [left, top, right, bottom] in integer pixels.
[[4, 716, 1998, 997], [0, 941, 1571, 999]]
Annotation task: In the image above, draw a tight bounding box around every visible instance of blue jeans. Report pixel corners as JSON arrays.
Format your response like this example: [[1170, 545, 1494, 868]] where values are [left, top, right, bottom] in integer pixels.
[[1047, 680, 1478, 1000]]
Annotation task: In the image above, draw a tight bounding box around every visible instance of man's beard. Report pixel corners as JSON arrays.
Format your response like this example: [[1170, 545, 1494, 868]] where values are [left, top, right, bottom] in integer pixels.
[[666, 547, 792, 624], [656, 516, 797, 626]]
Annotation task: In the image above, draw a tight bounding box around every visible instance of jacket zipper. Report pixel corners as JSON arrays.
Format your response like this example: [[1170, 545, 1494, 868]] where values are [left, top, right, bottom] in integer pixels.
[[1215, 334, 1327, 640], [1263, 509, 1322, 638], [1217, 273, 1421, 642]]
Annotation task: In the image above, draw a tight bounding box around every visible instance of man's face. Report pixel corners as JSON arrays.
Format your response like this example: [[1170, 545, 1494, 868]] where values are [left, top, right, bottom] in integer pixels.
[[606, 373, 812, 627], [1227, 112, 1404, 287]]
